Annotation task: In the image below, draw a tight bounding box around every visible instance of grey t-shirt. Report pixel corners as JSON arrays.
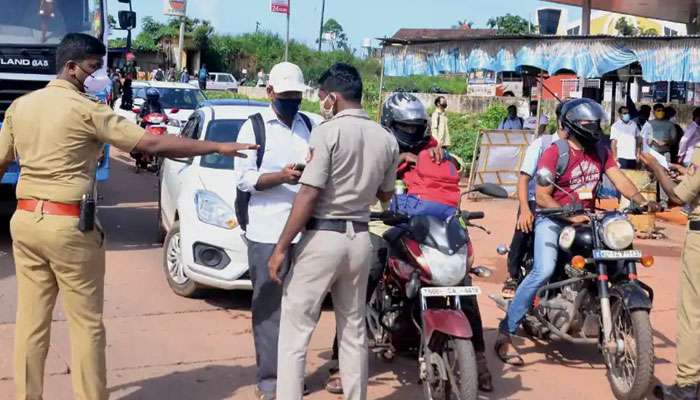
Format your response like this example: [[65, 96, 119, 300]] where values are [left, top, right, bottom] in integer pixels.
[[300, 108, 400, 222]]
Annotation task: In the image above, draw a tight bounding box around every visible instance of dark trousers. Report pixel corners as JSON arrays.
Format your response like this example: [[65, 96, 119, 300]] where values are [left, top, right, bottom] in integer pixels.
[[506, 201, 536, 280], [247, 240, 291, 394], [618, 158, 637, 169], [198, 79, 207, 90]]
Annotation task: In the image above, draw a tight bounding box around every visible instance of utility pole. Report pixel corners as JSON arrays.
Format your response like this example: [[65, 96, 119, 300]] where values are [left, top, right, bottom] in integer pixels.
[[255, 21, 261, 33], [284, 0, 291, 61], [177, 17, 185, 70], [318, 0, 326, 52]]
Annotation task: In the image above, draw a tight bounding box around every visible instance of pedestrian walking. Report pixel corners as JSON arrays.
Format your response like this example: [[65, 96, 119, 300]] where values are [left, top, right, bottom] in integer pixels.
[[269, 63, 399, 400], [641, 151, 700, 400], [179, 67, 189, 83], [610, 106, 641, 169], [678, 108, 700, 167], [198, 64, 209, 90], [0, 33, 255, 400], [234, 61, 314, 400], [431, 96, 451, 148]]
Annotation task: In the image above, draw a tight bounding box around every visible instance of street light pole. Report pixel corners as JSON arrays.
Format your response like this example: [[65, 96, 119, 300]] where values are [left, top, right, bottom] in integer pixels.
[[318, 0, 326, 52], [177, 17, 185, 70], [285, 0, 291, 61]]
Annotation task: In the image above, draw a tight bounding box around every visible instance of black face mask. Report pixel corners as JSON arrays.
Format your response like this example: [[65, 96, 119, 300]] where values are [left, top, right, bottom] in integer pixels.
[[273, 98, 302, 120], [576, 122, 603, 148]]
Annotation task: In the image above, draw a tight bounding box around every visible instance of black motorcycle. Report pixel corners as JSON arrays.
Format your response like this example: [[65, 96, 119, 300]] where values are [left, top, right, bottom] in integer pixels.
[[493, 168, 656, 400]]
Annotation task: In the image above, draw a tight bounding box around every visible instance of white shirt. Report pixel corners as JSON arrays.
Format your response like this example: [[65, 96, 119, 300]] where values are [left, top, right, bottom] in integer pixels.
[[498, 116, 523, 130], [520, 134, 557, 200], [610, 119, 640, 160], [523, 115, 549, 130], [679, 121, 700, 166], [234, 107, 314, 244]]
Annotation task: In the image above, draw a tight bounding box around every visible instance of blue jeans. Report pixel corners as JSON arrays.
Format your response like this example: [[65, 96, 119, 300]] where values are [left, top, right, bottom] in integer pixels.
[[390, 194, 456, 221], [499, 216, 564, 334]]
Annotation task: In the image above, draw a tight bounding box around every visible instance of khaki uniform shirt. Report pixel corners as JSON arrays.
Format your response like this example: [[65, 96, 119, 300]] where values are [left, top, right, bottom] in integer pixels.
[[674, 144, 700, 220], [431, 109, 450, 147], [300, 108, 400, 222], [0, 80, 145, 203]]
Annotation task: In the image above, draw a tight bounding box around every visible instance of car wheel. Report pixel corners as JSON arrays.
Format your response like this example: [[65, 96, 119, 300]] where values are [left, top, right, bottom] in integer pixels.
[[163, 221, 204, 298]]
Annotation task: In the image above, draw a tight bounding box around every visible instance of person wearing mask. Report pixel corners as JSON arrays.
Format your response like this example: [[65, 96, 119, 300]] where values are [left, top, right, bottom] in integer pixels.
[[179, 67, 189, 83], [270, 63, 399, 400], [0, 33, 256, 400], [678, 108, 700, 167], [499, 105, 524, 130], [640, 149, 700, 400], [642, 104, 677, 206], [494, 98, 656, 366], [109, 69, 121, 109], [120, 55, 136, 111], [634, 104, 652, 131], [234, 62, 314, 400], [610, 106, 641, 170], [523, 100, 549, 135], [431, 96, 451, 148], [198, 64, 209, 90]]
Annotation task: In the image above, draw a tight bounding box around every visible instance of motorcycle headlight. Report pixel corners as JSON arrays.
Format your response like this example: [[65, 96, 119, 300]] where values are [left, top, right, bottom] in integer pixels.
[[194, 190, 238, 230], [601, 215, 635, 250], [559, 226, 576, 251], [418, 244, 468, 286]]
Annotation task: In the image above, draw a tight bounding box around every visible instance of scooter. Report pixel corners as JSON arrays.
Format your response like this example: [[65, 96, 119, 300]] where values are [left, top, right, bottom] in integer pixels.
[[367, 183, 508, 400], [131, 108, 168, 174]]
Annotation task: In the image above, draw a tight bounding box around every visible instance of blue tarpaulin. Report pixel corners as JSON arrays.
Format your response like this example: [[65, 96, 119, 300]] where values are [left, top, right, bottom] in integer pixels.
[[382, 37, 700, 83]]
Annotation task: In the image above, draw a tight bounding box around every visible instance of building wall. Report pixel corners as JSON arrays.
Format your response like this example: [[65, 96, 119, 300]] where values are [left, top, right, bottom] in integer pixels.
[[561, 10, 687, 36]]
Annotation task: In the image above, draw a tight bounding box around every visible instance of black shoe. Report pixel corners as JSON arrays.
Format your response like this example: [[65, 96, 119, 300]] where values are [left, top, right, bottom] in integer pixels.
[[654, 383, 699, 400]]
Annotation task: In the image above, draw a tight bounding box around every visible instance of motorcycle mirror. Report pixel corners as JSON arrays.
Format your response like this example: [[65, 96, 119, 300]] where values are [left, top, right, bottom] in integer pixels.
[[132, 107, 141, 114], [470, 266, 492, 278], [496, 244, 509, 256], [536, 168, 555, 187], [472, 183, 509, 199]]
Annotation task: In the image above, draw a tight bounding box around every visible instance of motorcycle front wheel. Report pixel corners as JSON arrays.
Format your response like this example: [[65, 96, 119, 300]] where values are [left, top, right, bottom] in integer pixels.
[[606, 304, 654, 400], [423, 338, 478, 400]]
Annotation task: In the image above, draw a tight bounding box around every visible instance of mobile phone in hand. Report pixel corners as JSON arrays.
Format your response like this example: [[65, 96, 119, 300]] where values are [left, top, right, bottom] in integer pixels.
[[293, 163, 306, 172]]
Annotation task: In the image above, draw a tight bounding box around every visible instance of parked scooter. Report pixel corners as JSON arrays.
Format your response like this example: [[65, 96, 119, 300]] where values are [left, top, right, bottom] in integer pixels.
[[367, 182, 508, 400], [131, 108, 168, 174], [492, 168, 656, 400]]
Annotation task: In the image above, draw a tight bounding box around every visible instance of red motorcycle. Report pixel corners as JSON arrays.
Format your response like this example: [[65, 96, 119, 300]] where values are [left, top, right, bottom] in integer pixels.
[[367, 183, 507, 400], [131, 109, 168, 173]]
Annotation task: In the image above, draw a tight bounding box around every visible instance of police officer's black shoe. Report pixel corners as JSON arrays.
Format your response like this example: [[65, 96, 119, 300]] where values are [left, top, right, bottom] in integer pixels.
[[653, 383, 699, 400]]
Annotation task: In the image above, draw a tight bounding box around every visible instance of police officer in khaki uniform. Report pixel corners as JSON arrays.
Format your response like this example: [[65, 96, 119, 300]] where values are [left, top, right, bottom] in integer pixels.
[[0, 33, 255, 400], [268, 63, 399, 400], [641, 149, 700, 400]]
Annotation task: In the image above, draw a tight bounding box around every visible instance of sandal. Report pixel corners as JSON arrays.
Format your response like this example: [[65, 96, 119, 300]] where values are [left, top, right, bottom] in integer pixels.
[[494, 333, 524, 366], [476, 352, 493, 392], [325, 368, 343, 395], [501, 278, 518, 299]]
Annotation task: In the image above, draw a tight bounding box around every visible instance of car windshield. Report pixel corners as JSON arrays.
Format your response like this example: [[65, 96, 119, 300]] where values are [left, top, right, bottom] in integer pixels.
[[0, 0, 104, 44], [201, 119, 246, 169], [134, 87, 206, 110]]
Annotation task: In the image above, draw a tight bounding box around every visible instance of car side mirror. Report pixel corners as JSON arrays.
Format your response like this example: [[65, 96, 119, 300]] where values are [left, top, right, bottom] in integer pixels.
[[536, 168, 555, 187], [118, 11, 137, 30]]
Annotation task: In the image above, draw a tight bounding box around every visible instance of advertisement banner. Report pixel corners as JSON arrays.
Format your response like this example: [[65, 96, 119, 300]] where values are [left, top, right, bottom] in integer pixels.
[[271, 0, 289, 14], [164, 0, 187, 17]]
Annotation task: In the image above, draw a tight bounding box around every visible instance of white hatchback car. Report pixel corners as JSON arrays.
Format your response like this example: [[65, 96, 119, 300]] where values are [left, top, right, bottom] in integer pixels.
[[189, 72, 239, 92], [159, 100, 321, 297]]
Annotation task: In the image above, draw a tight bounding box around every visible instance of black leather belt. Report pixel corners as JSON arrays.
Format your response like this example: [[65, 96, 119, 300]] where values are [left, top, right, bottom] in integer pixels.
[[306, 218, 369, 233], [689, 220, 700, 231]]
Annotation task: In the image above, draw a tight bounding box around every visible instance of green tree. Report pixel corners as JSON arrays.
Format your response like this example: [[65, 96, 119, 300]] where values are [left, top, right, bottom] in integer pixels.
[[487, 14, 530, 34], [614, 17, 637, 36], [108, 15, 117, 30], [319, 18, 349, 51], [453, 20, 475, 29]]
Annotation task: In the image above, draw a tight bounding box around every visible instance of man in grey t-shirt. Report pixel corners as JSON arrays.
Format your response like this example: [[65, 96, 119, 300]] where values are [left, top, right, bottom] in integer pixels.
[[269, 63, 399, 400]]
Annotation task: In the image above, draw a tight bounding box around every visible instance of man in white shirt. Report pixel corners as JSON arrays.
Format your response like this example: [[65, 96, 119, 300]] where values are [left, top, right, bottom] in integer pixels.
[[498, 105, 524, 130], [678, 108, 700, 167], [610, 106, 641, 170], [522, 100, 549, 135], [234, 62, 313, 400]]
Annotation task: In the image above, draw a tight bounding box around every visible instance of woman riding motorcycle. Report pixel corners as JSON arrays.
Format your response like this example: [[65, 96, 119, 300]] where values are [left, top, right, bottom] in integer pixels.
[[138, 87, 164, 122]]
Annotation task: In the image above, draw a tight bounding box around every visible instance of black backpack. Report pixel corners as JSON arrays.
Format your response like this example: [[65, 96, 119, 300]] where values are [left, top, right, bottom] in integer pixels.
[[234, 112, 312, 231]]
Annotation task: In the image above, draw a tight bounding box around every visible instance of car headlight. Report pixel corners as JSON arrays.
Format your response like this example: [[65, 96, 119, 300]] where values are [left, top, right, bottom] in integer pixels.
[[559, 226, 576, 251], [601, 215, 635, 250], [194, 190, 238, 229], [419, 244, 468, 286], [168, 119, 182, 128]]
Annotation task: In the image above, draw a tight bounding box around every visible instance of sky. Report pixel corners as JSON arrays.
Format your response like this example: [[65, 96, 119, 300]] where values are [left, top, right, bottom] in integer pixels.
[[107, 0, 582, 50]]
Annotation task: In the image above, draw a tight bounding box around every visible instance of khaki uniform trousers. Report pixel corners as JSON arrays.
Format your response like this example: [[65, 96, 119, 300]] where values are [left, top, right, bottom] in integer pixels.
[[11, 208, 107, 400], [276, 224, 371, 400], [677, 230, 700, 386]]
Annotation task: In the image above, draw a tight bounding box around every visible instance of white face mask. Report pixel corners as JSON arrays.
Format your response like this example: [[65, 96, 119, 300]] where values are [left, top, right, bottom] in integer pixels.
[[319, 93, 336, 120], [84, 70, 110, 95]]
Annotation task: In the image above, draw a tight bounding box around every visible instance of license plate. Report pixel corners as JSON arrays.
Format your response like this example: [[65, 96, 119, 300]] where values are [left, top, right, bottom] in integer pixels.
[[592, 249, 642, 260], [421, 286, 481, 297]]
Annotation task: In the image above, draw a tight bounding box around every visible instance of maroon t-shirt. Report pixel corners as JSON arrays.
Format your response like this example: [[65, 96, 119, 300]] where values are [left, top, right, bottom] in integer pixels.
[[537, 143, 616, 208]]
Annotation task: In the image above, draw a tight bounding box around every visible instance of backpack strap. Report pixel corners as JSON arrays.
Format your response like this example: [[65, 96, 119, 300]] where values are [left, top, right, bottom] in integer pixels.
[[595, 142, 609, 176], [299, 112, 313, 132], [553, 139, 570, 177], [250, 113, 266, 170]]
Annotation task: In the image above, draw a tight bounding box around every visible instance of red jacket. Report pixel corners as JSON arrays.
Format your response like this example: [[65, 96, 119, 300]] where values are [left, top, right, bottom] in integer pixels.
[[398, 138, 461, 207]]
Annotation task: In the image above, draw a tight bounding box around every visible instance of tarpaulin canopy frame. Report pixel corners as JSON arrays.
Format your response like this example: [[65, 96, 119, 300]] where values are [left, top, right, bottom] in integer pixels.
[[379, 35, 700, 83]]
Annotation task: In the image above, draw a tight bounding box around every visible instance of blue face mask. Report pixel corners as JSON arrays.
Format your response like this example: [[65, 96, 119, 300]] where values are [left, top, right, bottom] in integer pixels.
[[622, 113, 631, 123], [273, 98, 302, 120]]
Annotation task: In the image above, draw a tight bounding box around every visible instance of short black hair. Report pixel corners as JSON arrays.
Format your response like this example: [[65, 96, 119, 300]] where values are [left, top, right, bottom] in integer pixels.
[[653, 103, 665, 111], [618, 106, 628, 114], [665, 106, 677, 118], [318, 63, 362, 102], [507, 104, 517, 111], [640, 104, 652, 112], [434, 96, 445, 106], [56, 33, 106, 71]]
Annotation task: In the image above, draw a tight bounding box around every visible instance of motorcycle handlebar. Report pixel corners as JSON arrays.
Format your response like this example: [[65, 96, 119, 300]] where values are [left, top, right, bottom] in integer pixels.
[[536, 203, 584, 216], [461, 211, 485, 220]]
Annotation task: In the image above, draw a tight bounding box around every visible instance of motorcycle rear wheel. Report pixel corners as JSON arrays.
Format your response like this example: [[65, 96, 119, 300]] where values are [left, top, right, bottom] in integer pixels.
[[606, 305, 654, 400]]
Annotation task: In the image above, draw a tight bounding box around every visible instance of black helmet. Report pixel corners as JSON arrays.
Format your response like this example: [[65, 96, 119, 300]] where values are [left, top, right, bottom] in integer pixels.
[[146, 87, 160, 103], [381, 93, 430, 154], [560, 98, 607, 149]]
